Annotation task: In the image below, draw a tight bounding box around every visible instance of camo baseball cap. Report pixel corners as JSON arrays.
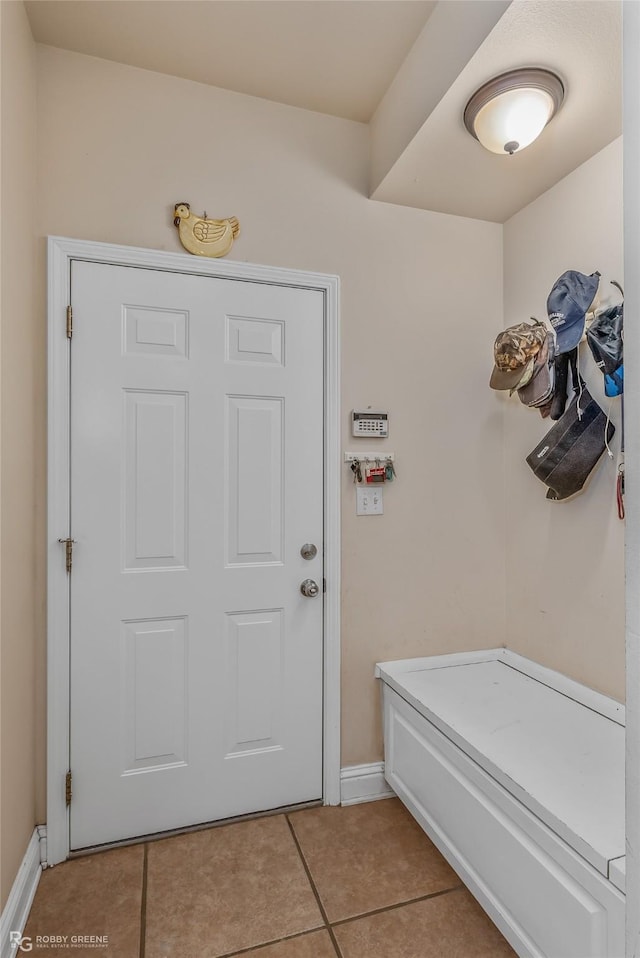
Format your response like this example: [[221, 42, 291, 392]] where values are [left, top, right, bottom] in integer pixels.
[[489, 320, 547, 391]]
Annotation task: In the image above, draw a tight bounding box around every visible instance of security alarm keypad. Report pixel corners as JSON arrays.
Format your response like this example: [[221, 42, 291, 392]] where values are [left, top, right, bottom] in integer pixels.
[[351, 410, 389, 438]]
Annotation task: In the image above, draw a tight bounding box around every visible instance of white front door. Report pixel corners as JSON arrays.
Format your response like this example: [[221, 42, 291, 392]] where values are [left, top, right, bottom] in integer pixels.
[[69, 261, 324, 849]]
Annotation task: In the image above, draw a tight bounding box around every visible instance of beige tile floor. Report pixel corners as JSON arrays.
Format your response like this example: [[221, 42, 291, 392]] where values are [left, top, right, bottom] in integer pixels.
[[24, 798, 517, 958]]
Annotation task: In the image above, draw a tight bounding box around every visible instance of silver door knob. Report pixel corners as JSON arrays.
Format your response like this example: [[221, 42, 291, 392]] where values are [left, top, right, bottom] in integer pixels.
[[300, 543, 318, 560], [300, 578, 320, 598]]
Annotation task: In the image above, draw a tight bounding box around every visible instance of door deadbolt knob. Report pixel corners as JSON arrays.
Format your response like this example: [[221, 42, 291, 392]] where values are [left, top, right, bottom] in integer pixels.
[[300, 543, 318, 560], [300, 578, 320, 598]]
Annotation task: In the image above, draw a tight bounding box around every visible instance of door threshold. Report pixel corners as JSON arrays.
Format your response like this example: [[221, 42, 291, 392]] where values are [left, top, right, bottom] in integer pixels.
[[68, 798, 324, 859]]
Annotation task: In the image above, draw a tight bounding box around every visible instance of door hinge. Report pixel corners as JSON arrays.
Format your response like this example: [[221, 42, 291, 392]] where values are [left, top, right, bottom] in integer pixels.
[[66, 305, 73, 339], [65, 770, 72, 806], [58, 537, 75, 574]]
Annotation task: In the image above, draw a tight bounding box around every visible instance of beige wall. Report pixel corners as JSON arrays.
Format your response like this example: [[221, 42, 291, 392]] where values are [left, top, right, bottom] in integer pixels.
[[0, 0, 39, 910], [503, 138, 625, 701], [35, 44, 505, 782]]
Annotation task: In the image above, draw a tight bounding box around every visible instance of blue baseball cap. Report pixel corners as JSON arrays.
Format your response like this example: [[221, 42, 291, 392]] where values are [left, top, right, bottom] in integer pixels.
[[547, 270, 600, 354]]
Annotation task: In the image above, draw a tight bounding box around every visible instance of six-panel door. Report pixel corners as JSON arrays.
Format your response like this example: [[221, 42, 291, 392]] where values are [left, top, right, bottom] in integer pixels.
[[69, 261, 324, 849]]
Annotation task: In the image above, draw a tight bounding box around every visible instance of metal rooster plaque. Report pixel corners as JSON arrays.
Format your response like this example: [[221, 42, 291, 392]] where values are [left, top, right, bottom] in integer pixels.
[[173, 203, 240, 258]]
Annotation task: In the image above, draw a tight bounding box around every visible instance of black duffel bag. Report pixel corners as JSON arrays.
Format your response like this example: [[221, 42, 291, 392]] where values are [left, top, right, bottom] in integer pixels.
[[526, 349, 614, 501]]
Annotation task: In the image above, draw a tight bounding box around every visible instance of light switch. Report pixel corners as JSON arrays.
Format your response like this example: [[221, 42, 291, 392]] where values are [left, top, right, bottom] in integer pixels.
[[356, 486, 383, 516]]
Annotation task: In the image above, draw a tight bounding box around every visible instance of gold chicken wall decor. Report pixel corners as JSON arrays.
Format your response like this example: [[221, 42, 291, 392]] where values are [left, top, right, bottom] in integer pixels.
[[173, 203, 240, 258]]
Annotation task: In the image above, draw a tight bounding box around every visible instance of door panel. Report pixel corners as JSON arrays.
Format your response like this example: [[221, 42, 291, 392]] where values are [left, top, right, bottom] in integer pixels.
[[69, 261, 324, 849], [225, 608, 284, 756], [226, 395, 283, 564], [122, 616, 188, 771], [124, 390, 188, 569]]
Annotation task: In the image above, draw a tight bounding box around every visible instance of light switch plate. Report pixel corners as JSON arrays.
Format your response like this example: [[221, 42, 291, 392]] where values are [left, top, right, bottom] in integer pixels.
[[356, 486, 384, 516]]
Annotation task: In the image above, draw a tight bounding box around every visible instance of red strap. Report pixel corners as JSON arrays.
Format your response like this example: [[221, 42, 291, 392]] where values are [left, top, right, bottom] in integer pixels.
[[617, 470, 625, 520]]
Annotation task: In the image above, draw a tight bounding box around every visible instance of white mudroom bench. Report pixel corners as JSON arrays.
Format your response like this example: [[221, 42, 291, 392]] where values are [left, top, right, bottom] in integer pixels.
[[375, 648, 625, 958]]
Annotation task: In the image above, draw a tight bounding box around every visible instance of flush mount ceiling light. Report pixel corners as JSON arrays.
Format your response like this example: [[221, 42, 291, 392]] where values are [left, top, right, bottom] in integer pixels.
[[464, 68, 564, 156]]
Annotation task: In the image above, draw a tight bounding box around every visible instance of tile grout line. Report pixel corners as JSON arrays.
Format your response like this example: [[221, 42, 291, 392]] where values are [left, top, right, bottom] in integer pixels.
[[215, 927, 329, 958], [139, 843, 149, 958], [173, 875, 464, 958], [329, 883, 465, 928], [285, 814, 344, 958]]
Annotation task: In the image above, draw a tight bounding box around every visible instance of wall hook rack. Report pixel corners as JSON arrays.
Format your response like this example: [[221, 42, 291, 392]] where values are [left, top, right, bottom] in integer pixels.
[[344, 451, 395, 463], [345, 451, 396, 485]]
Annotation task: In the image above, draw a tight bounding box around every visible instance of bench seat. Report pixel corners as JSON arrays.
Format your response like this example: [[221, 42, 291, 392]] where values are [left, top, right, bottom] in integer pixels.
[[376, 649, 625, 958]]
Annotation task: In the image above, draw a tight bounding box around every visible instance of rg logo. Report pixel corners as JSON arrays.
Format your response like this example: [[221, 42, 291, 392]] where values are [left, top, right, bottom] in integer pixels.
[[9, 933, 32, 952]]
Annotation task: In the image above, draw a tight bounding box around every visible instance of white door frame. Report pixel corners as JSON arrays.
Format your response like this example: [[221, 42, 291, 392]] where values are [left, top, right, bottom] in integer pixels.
[[46, 236, 341, 866]]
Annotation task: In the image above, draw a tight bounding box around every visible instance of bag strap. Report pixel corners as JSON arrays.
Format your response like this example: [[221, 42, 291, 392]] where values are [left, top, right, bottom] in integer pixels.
[[567, 347, 585, 393], [611, 280, 624, 301]]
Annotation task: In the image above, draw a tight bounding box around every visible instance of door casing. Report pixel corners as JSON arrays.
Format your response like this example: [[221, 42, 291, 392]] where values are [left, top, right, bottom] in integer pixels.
[[46, 236, 341, 865]]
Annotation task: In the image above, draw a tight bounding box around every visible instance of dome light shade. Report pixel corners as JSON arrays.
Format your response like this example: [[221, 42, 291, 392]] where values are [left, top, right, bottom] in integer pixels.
[[464, 69, 564, 156]]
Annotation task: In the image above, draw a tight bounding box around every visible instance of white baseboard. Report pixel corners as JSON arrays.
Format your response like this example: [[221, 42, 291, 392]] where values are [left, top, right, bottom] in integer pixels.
[[0, 827, 46, 958], [340, 762, 395, 806]]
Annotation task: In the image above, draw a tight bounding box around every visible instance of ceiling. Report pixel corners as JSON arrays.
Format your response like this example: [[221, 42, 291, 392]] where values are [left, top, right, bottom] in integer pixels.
[[24, 0, 436, 123], [24, 0, 622, 223]]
